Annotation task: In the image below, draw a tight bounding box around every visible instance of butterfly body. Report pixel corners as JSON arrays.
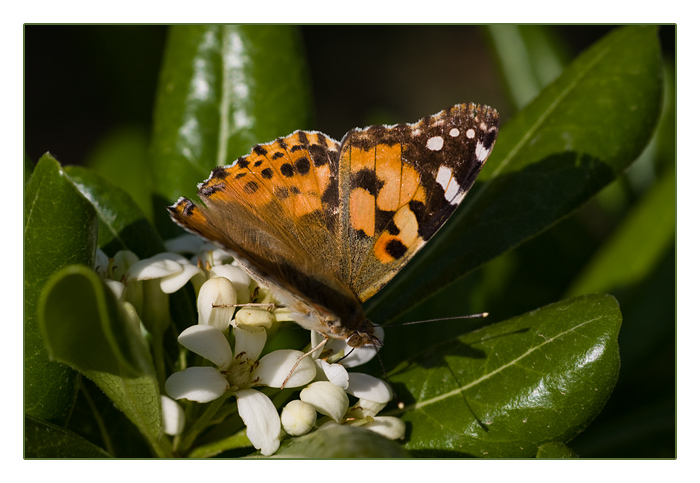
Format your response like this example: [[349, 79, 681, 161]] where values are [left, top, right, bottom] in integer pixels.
[[169, 103, 499, 348]]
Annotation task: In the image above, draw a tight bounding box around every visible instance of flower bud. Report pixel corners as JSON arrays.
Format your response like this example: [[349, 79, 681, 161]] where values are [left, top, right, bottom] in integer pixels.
[[281, 400, 317, 436]]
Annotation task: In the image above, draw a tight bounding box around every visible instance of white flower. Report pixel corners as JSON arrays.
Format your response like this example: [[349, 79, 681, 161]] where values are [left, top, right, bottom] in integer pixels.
[[161, 395, 185, 436], [95, 248, 109, 278], [164, 234, 206, 255], [361, 416, 406, 440], [303, 328, 406, 441], [234, 307, 276, 329], [208, 264, 252, 305], [281, 400, 317, 436], [300, 381, 349, 423], [165, 324, 316, 455], [126, 252, 203, 293], [311, 326, 384, 368], [197, 277, 237, 331]]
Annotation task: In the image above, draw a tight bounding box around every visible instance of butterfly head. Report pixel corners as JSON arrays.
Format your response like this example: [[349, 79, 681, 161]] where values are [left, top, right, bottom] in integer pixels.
[[346, 324, 383, 349]]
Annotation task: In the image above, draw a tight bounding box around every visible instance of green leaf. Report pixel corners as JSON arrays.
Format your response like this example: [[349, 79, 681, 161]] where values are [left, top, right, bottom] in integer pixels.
[[187, 428, 251, 458], [25, 414, 112, 458], [486, 25, 569, 109], [390, 294, 621, 457], [24, 153, 98, 424], [84, 126, 154, 221], [150, 25, 312, 236], [25, 152, 34, 185], [270, 425, 410, 458], [536, 441, 579, 458], [366, 26, 663, 324], [566, 165, 675, 297], [38, 265, 168, 457], [64, 166, 165, 258]]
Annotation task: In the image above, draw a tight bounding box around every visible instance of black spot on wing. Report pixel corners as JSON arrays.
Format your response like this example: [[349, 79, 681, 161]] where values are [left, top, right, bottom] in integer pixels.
[[243, 181, 259, 194], [210, 166, 229, 180], [351, 168, 383, 197], [200, 183, 225, 197], [385, 239, 408, 259], [295, 157, 311, 175], [280, 163, 294, 177]]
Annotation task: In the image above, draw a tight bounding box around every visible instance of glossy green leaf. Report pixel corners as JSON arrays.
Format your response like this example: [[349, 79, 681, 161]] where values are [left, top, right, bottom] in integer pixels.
[[536, 441, 579, 458], [25, 414, 112, 458], [270, 425, 410, 458], [38, 265, 168, 457], [486, 25, 568, 109], [150, 25, 312, 236], [24, 153, 97, 424], [389, 294, 621, 457], [84, 126, 154, 221], [566, 166, 675, 297], [64, 166, 165, 258], [25, 152, 34, 185], [366, 26, 663, 324]]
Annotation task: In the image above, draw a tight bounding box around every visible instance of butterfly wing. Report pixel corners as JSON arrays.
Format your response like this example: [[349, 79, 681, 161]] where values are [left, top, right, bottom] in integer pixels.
[[336, 103, 499, 302], [168, 130, 363, 323]]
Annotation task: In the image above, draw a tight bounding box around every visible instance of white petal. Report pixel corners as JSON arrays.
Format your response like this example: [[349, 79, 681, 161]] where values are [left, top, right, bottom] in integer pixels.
[[127, 258, 182, 281], [235, 308, 275, 328], [112, 250, 139, 281], [148, 252, 192, 265], [208, 246, 235, 266], [300, 381, 349, 423], [280, 400, 317, 436], [310, 331, 326, 358], [346, 373, 392, 404], [355, 398, 387, 417], [197, 277, 237, 331], [160, 263, 203, 293], [94, 248, 109, 278], [314, 360, 349, 389], [164, 234, 205, 254], [335, 326, 385, 368], [363, 416, 406, 440], [178, 325, 233, 369], [208, 264, 251, 293], [236, 389, 281, 456], [105, 279, 125, 300], [253, 350, 316, 388], [233, 326, 267, 362], [273, 307, 295, 322], [160, 395, 185, 436], [165, 367, 228, 403]]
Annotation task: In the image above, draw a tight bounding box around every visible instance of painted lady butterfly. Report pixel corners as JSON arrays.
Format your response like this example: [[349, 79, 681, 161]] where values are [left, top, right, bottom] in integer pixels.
[[169, 103, 499, 350]]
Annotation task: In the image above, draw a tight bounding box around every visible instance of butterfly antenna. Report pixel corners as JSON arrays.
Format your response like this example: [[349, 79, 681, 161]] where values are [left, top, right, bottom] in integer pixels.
[[371, 338, 405, 411], [388, 312, 488, 327], [335, 347, 355, 364]]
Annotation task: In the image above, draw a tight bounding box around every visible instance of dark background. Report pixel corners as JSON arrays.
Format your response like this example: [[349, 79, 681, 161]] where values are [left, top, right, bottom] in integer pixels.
[[24, 25, 675, 166], [24, 25, 676, 458]]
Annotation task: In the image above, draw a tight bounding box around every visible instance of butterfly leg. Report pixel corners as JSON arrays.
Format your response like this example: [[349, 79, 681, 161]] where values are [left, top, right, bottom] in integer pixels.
[[212, 303, 279, 311], [280, 335, 329, 389]]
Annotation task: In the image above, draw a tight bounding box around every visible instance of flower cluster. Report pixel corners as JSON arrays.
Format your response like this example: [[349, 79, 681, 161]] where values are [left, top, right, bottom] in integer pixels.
[[96, 235, 405, 456]]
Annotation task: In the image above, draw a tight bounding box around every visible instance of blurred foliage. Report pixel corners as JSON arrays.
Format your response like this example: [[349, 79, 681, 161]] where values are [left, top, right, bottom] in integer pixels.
[[24, 25, 675, 458]]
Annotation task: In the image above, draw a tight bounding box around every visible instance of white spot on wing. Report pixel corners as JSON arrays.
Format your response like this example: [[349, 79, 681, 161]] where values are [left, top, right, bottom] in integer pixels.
[[449, 128, 460, 137], [444, 177, 461, 203], [436, 165, 452, 190], [427, 136, 444, 151], [475, 140, 491, 162], [436, 165, 462, 204], [466, 128, 475, 139]]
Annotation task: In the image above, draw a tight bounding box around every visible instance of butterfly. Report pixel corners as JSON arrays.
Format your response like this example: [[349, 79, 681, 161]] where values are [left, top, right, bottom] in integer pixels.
[[169, 103, 499, 351]]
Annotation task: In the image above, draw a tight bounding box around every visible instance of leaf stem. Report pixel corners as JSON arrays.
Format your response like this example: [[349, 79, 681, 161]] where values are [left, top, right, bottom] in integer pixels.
[[177, 393, 232, 455]]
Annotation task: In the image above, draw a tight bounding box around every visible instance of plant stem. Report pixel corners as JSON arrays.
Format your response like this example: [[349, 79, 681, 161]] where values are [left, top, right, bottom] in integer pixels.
[[177, 393, 231, 455]]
